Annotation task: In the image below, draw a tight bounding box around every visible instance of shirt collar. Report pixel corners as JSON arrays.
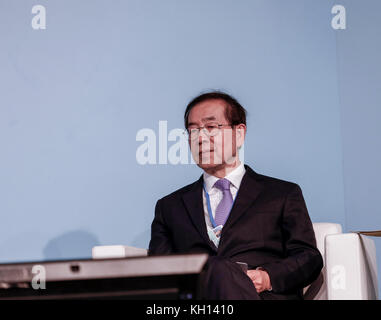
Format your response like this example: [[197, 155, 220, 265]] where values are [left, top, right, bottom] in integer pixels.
[[203, 162, 246, 193]]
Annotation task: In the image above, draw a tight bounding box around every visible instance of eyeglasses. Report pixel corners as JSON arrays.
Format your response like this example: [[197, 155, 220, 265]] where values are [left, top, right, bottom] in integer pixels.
[[185, 123, 232, 140]]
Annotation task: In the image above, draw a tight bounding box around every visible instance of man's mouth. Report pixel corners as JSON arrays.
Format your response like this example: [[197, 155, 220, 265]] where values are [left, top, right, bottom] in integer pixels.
[[199, 149, 214, 154]]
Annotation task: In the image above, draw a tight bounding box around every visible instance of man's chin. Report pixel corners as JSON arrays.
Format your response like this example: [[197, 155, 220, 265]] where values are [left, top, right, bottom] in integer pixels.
[[194, 155, 239, 171], [196, 162, 223, 171]]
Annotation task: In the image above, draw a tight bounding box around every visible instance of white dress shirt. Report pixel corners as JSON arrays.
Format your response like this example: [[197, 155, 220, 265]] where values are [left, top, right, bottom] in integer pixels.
[[202, 162, 246, 245]]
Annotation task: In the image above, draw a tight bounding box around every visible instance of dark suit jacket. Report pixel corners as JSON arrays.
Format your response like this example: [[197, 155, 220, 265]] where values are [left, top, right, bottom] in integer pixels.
[[149, 165, 323, 298]]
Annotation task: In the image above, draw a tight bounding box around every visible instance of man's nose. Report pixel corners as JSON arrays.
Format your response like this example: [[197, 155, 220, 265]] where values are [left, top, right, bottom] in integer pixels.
[[198, 129, 210, 145]]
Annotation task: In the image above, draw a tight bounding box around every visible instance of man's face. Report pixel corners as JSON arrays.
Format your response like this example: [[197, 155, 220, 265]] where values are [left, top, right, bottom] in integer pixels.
[[187, 99, 245, 171]]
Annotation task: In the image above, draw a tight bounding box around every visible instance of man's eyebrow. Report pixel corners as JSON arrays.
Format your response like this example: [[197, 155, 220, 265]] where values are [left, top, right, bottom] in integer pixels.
[[187, 116, 217, 127], [201, 116, 216, 122]]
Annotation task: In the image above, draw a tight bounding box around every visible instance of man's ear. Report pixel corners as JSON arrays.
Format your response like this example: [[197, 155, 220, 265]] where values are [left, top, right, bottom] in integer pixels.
[[235, 124, 246, 149]]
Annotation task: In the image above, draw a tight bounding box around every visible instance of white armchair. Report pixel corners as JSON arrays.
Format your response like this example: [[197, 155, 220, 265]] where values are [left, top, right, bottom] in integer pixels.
[[310, 223, 378, 300], [92, 223, 379, 300]]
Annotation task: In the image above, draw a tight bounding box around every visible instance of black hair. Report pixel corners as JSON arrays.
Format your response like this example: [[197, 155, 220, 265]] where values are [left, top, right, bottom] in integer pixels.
[[184, 91, 247, 129]]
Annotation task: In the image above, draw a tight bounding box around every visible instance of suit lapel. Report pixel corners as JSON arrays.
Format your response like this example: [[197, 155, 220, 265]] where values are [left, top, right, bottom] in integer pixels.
[[181, 166, 264, 253], [181, 176, 217, 252], [219, 165, 264, 247]]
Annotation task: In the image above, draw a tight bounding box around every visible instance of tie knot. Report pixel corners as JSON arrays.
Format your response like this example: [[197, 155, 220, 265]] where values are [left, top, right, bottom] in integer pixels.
[[214, 178, 231, 191]]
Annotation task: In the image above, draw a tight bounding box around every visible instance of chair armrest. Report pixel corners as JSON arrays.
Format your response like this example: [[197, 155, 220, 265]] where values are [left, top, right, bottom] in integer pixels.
[[325, 233, 378, 300]]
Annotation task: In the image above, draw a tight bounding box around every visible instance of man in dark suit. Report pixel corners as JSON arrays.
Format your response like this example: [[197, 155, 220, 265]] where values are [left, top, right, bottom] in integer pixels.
[[149, 91, 323, 300]]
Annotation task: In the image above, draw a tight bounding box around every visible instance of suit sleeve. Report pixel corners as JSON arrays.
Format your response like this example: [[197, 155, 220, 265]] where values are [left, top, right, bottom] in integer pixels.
[[260, 184, 323, 293], [148, 199, 175, 255]]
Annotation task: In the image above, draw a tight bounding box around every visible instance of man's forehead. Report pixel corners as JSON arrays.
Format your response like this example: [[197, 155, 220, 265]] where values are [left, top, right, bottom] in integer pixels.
[[188, 99, 227, 121], [200, 115, 216, 121]]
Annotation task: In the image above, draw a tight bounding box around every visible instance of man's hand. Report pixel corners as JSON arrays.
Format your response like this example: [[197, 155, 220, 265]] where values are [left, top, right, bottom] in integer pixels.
[[246, 269, 272, 293]]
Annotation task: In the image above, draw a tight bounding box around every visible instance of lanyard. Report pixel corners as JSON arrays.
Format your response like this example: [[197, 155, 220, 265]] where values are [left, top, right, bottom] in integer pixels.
[[203, 183, 237, 228]]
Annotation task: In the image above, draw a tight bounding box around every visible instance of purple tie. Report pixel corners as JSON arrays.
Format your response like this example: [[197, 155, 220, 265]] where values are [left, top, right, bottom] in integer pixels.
[[214, 178, 233, 226]]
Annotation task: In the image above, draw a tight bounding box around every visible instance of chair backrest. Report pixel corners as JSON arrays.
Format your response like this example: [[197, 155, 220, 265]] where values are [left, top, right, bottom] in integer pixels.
[[303, 223, 342, 300], [312, 223, 343, 263]]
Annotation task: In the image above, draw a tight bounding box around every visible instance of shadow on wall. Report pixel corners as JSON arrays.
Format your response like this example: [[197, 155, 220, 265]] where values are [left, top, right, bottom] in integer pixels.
[[131, 229, 150, 250], [43, 230, 100, 260]]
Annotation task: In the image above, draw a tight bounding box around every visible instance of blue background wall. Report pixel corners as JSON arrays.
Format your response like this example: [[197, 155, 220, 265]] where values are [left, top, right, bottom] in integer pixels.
[[0, 0, 380, 296], [335, 0, 381, 296]]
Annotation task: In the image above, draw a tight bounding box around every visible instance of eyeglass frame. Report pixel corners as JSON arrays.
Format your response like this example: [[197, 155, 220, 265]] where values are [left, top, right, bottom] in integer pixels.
[[184, 122, 235, 140]]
